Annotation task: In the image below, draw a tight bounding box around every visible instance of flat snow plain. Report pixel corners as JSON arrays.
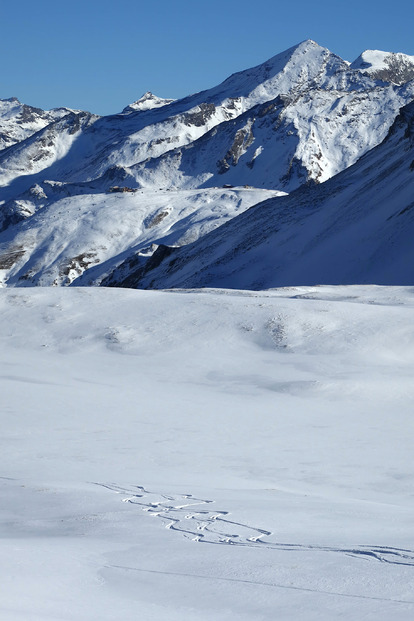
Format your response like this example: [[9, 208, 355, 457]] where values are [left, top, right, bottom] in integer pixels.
[[1, 285, 414, 620]]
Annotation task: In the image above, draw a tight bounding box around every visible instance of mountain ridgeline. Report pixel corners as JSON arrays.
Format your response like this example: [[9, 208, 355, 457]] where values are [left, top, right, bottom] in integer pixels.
[[1, 40, 414, 288]]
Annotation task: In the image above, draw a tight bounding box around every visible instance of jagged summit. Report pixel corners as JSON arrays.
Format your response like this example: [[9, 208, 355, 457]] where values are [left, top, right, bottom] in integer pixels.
[[351, 50, 414, 85], [122, 92, 175, 113], [1, 39, 414, 197]]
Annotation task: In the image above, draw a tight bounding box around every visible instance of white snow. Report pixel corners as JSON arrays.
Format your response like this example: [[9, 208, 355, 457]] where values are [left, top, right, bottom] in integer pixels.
[[0, 187, 284, 287], [1, 285, 414, 620], [131, 99, 414, 291]]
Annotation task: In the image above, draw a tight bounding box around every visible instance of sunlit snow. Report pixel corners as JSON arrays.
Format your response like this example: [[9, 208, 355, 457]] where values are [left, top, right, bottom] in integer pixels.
[[1, 286, 414, 620]]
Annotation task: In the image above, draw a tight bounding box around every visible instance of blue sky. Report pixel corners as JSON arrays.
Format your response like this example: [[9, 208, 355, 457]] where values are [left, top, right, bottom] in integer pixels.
[[2, 0, 414, 115]]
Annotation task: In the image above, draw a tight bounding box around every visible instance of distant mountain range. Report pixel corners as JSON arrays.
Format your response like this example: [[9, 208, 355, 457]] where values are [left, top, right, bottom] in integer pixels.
[[1, 40, 414, 288]]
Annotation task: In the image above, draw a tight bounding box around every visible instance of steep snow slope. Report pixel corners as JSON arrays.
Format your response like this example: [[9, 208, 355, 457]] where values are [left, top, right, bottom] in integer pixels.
[[0, 187, 283, 287], [117, 100, 414, 290], [2, 285, 414, 620], [0, 97, 76, 151], [2, 41, 414, 291], [2, 40, 414, 202]]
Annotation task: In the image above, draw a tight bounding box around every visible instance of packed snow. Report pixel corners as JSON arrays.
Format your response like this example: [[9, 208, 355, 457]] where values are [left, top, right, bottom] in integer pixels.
[[1, 285, 414, 620]]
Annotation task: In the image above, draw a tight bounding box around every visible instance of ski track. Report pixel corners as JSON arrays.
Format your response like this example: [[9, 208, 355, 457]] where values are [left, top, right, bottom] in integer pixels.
[[95, 483, 414, 567]]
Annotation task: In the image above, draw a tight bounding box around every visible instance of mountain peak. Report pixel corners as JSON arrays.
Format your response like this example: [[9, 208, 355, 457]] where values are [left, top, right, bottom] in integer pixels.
[[3, 96, 20, 103], [122, 92, 175, 113], [351, 50, 414, 85]]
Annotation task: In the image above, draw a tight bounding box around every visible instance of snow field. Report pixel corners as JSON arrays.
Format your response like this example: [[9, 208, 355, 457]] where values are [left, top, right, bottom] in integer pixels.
[[1, 285, 414, 619]]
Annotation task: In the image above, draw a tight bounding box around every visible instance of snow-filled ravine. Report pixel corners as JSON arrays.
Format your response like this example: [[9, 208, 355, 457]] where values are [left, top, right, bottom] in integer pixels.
[[1, 285, 414, 620]]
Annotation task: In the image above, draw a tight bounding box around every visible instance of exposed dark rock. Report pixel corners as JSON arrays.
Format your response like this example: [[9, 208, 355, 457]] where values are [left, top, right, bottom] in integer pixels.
[[0, 246, 25, 269], [183, 103, 216, 127], [369, 54, 414, 85], [103, 244, 177, 289], [144, 210, 169, 228]]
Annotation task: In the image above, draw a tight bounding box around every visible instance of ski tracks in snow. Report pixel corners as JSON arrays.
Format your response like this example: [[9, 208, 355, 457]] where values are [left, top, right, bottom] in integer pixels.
[[95, 483, 414, 567]]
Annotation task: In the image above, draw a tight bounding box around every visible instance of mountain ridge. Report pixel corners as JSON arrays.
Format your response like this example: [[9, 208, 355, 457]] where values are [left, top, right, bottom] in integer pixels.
[[3, 39, 414, 198], [1, 40, 414, 288]]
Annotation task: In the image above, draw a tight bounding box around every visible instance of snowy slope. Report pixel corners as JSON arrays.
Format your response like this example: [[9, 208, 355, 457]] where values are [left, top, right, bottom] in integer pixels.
[[0, 187, 284, 287], [0, 110, 99, 191], [0, 97, 76, 152], [1, 285, 414, 620], [2, 40, 414, 202], [0, 40, 339, 194], [117, 100, 414, 290]]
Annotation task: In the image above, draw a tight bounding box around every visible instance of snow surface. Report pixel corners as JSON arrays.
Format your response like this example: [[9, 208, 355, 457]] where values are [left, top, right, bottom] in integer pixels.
[[1, 285, 414, 620]]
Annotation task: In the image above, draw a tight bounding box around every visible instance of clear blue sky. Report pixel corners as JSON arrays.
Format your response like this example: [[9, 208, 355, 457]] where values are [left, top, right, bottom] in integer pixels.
[[2, 0, 414, 115]]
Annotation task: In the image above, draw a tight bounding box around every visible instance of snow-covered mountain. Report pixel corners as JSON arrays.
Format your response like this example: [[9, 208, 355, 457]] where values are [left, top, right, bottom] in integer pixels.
[[112, 100, 414, 289], [0, 97, 77, 152], [1, 40, 414, 288], [2, 40, 414, 201], [3, 40, 414, 618]]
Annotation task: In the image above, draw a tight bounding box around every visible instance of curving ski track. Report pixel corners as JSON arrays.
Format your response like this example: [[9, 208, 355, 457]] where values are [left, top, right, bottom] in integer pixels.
[[96, 483, 414, 566]]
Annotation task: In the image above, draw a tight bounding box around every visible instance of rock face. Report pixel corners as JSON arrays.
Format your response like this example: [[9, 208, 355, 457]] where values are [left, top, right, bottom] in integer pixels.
[[1, 40, 414, 289]]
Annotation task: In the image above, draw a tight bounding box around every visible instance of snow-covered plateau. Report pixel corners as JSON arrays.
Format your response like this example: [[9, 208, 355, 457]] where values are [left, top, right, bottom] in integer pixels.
[[1, 285, 414, 620]]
